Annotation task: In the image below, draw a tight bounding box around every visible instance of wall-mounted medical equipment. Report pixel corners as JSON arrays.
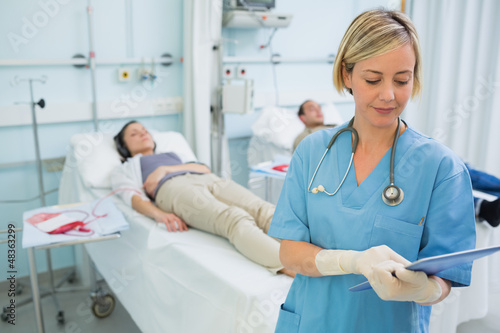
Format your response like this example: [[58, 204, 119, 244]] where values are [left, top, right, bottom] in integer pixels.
[[138, 58, 157, 82], [223, 0, 291, 28], [222, 80, 254, 114], [224, 0, 275, 11], [223, 10, 292, 28]]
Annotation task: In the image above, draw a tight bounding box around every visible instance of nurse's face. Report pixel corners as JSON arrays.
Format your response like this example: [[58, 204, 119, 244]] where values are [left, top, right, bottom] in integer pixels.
[[343, 43, 415, 129]]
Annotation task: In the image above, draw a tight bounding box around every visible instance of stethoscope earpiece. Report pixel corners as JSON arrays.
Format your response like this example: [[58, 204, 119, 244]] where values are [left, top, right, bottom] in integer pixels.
[[311, 185, 325, 194]]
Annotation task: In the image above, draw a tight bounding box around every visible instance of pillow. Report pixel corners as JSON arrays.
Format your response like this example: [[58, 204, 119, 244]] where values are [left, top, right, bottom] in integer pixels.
[[71, 133, 121, 189], [322, 103, 343, 126], [70, 131, 197, 189], [251, 106, 305, 150], [251, 104, 344, 150], [151, 131, 197, 162]]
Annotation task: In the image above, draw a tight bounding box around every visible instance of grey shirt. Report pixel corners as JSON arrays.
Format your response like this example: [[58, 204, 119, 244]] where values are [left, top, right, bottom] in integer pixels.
[[140, 152, 202, 199]]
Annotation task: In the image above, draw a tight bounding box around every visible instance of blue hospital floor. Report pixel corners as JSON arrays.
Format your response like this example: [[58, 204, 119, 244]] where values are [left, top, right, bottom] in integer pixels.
[[0, 273, 140, 333]]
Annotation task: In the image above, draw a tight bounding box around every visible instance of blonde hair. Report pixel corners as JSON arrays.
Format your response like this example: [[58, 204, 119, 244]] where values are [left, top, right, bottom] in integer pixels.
[[333, 9, 422, 98]]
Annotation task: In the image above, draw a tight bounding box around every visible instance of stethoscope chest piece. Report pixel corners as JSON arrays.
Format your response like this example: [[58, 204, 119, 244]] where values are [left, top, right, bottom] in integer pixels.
[[382, 184, 404, 206]]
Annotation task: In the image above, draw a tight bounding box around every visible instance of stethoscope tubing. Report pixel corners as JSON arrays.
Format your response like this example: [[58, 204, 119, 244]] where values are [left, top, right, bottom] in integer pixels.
[[308, 117, 403, 205]]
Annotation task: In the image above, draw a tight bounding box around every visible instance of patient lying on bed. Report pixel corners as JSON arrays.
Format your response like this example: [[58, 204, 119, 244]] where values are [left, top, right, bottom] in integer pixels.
[[111, 121, 295, 277]]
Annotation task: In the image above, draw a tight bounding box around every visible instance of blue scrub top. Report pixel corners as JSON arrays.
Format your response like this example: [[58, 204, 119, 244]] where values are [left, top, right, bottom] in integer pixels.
[[268, 122, 476, 333]]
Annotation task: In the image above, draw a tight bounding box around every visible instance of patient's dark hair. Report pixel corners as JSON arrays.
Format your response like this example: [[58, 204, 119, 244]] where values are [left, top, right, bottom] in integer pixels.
[[298, 100, 312, 117], [114, 120, 156, 161]]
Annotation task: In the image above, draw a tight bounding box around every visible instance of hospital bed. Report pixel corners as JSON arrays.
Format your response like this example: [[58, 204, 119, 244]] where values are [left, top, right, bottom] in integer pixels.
[[58, 130, 293, 333], [247, 104, 343, 204], [246, 105, 500, 332]]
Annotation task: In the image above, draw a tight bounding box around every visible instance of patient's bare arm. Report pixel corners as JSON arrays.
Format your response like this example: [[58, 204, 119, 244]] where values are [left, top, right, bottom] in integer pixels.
[[143, 163, 211, 197], [131, 195, 188, 232]]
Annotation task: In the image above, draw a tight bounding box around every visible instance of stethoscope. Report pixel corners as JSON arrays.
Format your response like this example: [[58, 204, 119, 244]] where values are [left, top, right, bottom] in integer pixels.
[[308, 117, 404, 206]]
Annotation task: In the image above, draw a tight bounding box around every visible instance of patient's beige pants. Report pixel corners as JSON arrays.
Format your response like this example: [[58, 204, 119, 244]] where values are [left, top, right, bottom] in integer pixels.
[[155, 173, 282, 273]]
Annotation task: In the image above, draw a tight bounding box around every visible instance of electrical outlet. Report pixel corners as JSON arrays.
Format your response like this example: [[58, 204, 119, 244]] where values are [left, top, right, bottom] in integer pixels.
[[118, 68, 131, 82], [152, 98, 177, 113]]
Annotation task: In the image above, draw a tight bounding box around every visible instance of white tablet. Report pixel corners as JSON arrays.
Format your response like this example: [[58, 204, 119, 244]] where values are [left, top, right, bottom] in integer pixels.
[[349, 245, 500, 292]]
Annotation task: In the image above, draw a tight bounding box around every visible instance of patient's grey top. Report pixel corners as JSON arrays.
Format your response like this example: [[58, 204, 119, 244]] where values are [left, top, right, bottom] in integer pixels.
[[140, 152, 202, 199]]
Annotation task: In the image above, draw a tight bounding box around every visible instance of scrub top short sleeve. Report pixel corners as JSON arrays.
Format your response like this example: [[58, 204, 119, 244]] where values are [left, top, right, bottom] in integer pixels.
[[418, 160, 476, 286], [268, 150, 310, 242]]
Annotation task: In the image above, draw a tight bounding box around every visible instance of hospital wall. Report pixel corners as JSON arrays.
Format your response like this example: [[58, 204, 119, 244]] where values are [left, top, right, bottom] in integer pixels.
[[0, 0, 184, 278], [224, 0, 389, 186]]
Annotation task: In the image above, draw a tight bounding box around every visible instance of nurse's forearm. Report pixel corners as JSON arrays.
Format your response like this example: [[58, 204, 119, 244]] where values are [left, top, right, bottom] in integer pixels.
[[281, 241, 412, 277], [279, 239, 324, 277]]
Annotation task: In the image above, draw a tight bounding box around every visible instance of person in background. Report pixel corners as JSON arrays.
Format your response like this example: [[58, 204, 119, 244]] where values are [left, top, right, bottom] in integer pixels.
[[293, 100, 336, 151], [466, 164, 500, 227]]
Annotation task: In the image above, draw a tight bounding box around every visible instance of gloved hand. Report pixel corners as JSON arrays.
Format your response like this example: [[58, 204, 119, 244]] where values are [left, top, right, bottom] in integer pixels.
[[368, 260, 442, 303], [315, 245, 410, 276], [340, 245, 411, 276]]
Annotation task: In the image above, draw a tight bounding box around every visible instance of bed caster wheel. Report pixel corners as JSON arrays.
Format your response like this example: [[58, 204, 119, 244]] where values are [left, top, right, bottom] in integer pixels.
[[91, 294, 115, 318], [16, 284, 24, 295], [1, 307, 8, 322], [67, 272, 77, 284], [57, 311, 65, 325]]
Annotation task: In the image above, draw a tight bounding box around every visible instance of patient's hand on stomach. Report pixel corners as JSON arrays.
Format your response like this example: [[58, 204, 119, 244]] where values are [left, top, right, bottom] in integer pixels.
[[143, 166, 174, 197]]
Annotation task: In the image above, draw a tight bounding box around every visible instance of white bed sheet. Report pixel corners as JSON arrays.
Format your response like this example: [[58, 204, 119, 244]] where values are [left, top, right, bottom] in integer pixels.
[[58, 132, 293, 333], [429, 221, 500, 333]]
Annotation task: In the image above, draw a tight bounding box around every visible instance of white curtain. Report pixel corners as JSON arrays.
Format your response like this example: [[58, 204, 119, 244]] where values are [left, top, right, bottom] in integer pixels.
[[405, 0, 500, 175], [183, 0, 222, 166]]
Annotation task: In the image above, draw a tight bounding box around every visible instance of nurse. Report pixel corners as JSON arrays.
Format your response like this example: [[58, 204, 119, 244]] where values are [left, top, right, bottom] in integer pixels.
[[268, 9, 476, 333]]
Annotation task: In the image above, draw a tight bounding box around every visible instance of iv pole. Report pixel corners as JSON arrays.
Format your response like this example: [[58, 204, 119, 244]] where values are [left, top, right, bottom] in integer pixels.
[[87, 0, 99, 131], [16, 76, 69, 331], [16, 76, 48, 332]]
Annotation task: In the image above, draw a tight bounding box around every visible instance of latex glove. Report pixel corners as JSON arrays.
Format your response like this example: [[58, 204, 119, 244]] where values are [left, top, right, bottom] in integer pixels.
[[340, 245, 410, 276], [368, 260, 442, 303], [315, 245, 409, 276]]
